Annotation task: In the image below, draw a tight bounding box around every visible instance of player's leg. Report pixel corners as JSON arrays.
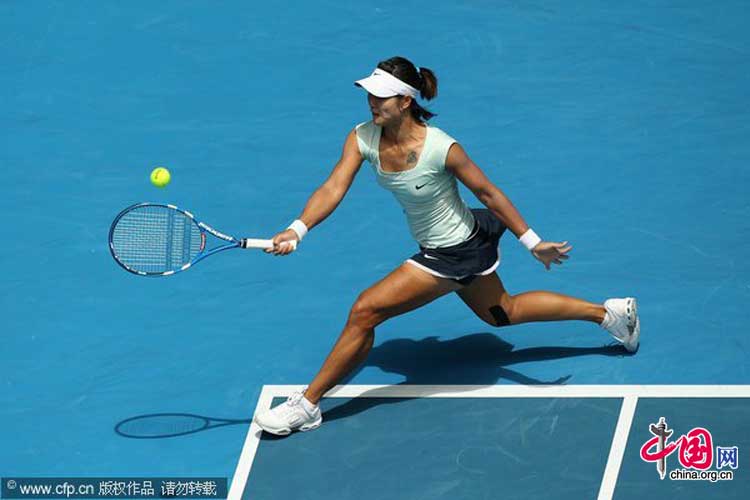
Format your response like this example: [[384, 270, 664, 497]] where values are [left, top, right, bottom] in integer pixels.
[[456, 272, 606, 326], [456, 272, 639, 352], [254, 263, 461, 435], [304, 263, 462, 403]]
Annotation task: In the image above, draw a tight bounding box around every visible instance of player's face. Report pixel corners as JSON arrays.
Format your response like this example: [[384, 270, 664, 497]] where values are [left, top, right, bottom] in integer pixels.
[[368, 93, 406, 126]]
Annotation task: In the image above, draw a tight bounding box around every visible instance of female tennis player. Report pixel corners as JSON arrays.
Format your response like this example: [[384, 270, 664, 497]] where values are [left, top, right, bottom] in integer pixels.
[[254, 56, 640, 435]]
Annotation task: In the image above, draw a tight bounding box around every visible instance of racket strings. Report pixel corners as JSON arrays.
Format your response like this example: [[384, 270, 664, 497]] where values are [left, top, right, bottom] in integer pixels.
[[111, 205, 203, 273]]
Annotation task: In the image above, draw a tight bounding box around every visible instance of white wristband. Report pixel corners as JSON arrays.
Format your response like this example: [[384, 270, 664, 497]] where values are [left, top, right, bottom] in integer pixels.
[[519, 228, 542, 251], [287, 219, 308, 241]]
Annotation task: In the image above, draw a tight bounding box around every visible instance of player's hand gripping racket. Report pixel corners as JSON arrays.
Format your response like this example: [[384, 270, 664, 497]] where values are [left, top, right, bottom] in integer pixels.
[[108, 202, 295, 276]]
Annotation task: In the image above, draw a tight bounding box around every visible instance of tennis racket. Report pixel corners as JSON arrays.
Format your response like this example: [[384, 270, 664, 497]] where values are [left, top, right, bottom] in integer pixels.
[[108, 202, 295, 276]]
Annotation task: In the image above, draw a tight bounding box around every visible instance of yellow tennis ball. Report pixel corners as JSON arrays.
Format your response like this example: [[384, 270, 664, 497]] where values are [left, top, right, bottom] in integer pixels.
[[150, 167, 171, 188]]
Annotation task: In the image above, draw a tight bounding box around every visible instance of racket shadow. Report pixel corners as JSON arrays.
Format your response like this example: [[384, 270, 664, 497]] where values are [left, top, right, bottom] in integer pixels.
[[114, 413, 251, 439], [321, 332, 627, 424]]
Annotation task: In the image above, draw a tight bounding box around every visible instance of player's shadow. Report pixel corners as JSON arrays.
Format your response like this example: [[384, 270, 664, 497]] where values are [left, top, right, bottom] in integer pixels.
[[115, 333, 626, 440], [320, 332, 626, 424]]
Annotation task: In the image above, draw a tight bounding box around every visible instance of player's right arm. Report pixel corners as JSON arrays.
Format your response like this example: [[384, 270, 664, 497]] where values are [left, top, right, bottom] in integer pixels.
[[267, 128, 364, 254]]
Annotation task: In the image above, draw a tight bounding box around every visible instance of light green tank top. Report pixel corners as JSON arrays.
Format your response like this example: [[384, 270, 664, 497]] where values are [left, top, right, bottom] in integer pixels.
[[355, 120, 475, 248]]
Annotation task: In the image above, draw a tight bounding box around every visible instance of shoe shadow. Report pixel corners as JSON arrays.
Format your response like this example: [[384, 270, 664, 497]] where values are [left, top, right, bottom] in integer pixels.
[[321, 332, 627, 423]]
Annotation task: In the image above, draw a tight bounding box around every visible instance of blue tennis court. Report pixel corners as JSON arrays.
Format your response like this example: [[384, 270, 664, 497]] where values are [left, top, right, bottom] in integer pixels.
[[2, 1, 748, 499]]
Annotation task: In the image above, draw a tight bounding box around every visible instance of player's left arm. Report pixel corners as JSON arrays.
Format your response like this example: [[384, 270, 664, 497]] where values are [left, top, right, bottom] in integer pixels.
[[445, 142, 572, 268], [445, 143, 530, 238]]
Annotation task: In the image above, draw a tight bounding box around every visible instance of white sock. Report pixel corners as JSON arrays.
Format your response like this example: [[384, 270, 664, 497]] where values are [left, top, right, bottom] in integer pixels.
[[301, 395, 318, 413], [601, 309, 613, 330]]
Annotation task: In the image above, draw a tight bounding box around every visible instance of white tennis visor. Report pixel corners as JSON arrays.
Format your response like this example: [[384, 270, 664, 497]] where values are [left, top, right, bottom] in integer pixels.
[[354, 68, 419, 98]]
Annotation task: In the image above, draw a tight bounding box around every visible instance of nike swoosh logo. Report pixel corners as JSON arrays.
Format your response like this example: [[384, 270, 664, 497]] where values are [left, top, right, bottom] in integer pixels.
[[415, 183, 428, 190], [424, 254, 439, 260]]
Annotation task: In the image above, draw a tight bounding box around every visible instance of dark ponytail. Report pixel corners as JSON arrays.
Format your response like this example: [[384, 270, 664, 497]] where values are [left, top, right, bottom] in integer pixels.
[[417, 66, 438, 101], [376, 56, 438, 121]]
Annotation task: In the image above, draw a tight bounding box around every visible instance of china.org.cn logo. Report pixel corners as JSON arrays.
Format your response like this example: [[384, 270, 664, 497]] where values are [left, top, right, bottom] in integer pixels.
[[640, 417, 739, 482]]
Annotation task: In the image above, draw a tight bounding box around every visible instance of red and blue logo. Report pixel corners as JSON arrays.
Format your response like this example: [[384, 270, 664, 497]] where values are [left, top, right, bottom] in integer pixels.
[[640, 417, 738, 482]]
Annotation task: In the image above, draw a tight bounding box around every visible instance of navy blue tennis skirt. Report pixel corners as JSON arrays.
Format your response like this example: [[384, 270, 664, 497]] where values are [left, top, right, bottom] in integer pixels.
[[407, 208, 507, 285]]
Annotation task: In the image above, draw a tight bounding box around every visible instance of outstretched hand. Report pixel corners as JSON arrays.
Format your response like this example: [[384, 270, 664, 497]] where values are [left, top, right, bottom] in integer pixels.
[[265, 229, 298, 256], [531, 241, 572, 270]]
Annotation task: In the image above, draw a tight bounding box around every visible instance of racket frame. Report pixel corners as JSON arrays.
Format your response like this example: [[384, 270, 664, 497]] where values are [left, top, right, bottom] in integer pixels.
[[109, 202, 256, 277]]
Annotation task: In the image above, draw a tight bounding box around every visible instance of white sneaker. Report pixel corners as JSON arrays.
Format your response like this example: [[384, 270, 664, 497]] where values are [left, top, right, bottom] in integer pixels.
[[601, 297, 640, 352], [253, 391, 322, 436]]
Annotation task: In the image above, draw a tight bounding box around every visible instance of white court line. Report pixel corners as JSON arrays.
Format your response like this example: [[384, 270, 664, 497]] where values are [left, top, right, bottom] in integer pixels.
[[261, 384, 750, 399], [227, 386, 274, 500], [597, 396, 638, 500], [228, 385, 750, 500]]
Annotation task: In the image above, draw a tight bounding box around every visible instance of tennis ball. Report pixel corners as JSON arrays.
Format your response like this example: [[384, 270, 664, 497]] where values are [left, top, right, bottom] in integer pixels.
[[150, 167, 171, 188]]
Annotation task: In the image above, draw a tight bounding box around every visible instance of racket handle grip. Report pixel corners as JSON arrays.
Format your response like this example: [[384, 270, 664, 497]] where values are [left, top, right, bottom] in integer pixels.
[[241, 238, 297, 251]]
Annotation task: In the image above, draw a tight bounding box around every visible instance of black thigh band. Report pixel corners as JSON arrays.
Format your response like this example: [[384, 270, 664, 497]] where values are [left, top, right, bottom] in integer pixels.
[[489, 305, 511, 326]]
